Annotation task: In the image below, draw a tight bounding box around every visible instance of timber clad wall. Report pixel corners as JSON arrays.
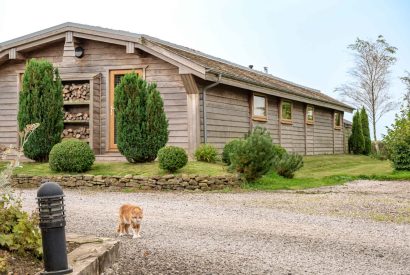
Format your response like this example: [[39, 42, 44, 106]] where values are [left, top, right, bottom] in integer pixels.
[[0, 40, 188, 151], [253, 96, 280, 144], [199, 85, 250, 150], [197, 84, 344, 155]]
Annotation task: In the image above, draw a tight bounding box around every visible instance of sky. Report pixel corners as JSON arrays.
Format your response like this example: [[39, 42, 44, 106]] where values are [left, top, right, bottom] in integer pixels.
[[1, 0, 409, 139]]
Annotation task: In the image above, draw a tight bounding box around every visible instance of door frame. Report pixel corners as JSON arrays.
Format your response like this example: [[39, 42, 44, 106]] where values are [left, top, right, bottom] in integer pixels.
[[108, 68, 144, 151]]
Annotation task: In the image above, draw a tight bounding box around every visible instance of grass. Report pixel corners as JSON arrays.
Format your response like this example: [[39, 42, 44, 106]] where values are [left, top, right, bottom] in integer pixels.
[[11, 161, 229, 177], [2, 154, 410, 191], [246, 154, 410, 191]]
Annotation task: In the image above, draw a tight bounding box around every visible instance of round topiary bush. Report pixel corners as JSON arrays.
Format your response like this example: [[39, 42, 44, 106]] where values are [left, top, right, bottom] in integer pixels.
[[49, 140, 95, 172], [194, 144, 218, 163], [222, 139, 241, 165], [158, 146, 188, 173]]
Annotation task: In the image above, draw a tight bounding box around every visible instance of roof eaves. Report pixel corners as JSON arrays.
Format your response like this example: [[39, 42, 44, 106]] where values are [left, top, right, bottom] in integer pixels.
[[206, 68, 354, 111]]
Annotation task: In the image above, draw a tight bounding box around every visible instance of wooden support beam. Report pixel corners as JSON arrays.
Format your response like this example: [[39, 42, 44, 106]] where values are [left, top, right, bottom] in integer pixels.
[[126, 42, 135, 54], [181, 74, 200, 157], [8, 48, 25, 60]]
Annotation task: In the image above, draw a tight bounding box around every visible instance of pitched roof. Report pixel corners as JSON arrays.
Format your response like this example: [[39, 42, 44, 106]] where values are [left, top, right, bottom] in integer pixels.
[[0, 22, 353, 112], [145, 37, 352, 111]]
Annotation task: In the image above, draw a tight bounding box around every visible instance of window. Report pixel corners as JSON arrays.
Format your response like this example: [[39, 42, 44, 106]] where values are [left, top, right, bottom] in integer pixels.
[[252, 94, 267, 121], [281, 100, 292, 123], [334, 112, 342, 129], [306, 105, 314, 124]]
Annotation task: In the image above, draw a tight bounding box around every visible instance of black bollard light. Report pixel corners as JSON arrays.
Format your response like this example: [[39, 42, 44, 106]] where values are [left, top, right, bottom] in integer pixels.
[[36, 182, 72, 275]]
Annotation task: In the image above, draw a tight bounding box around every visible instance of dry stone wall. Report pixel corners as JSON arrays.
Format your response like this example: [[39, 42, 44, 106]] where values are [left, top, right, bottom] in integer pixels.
[[12, 174, 241, 191]]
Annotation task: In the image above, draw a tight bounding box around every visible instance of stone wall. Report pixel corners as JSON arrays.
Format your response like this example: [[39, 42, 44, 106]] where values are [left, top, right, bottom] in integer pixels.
[[11, 174, 241, 191]]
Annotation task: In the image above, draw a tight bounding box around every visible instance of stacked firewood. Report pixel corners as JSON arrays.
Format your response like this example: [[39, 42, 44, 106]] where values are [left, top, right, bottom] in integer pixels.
[[61, 127, 90, 140], [64, 111, 89, 121], [62, 83, 90, 101]]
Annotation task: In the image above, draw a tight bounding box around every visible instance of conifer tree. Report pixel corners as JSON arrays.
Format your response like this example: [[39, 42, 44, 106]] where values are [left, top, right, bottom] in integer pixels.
[[114, 72, 168, 162], [360, 107, 372, 155], [146, 83, 168, 161], [349, 111, 365, 154], [17, 59, 64, 162]]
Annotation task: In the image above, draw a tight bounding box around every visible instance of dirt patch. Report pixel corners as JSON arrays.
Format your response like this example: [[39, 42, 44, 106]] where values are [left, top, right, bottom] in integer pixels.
[[0, 250, 42, 275]]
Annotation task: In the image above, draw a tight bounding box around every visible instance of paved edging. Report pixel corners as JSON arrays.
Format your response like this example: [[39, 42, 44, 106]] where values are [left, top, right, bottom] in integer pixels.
[[12, 174, 241, 191], [66, 233, 120, 275]]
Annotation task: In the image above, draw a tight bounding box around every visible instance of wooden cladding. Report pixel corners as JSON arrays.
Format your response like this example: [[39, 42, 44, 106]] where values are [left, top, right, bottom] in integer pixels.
[[108, 69, 143, 151], [252, 93, 267, 121]]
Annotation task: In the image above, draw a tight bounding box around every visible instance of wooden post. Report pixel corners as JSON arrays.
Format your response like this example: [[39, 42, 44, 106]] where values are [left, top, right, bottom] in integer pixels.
[[181, 74, 200, 157]]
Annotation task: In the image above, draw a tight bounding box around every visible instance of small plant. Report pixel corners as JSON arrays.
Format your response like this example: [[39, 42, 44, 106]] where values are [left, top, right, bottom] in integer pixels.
[[158, 146, 188, 172], [49, 140, 95, 172], [230, 127, 277, 181], [0, 196, 42, 258], [195, 144, 218, 163], [0, 124, 42, 260], [274, 152, 304, 178], [222, 139, 241, 165]]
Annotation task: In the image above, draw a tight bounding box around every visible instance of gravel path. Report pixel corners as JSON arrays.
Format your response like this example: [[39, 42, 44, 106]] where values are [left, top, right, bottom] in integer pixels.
[[20, 180, 410, 275]]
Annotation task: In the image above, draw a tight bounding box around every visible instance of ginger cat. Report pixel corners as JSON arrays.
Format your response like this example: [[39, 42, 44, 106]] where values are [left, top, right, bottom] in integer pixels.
[[117, 204, 144, 239]]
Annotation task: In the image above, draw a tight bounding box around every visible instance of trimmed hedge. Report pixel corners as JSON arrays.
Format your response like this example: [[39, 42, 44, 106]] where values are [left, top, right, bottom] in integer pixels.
[[391, 141, 410, 170], [195, 144, 218, 163], [49, 140, 95, 172], [158, 146, 188, 173]]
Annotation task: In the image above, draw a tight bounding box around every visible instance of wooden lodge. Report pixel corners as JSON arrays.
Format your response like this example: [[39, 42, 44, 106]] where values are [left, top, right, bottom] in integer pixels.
[[0, 23, 353, 158]]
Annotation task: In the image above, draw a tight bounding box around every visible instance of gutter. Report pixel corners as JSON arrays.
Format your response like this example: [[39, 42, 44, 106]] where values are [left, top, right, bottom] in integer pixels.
[[202, 74, 222, 143]]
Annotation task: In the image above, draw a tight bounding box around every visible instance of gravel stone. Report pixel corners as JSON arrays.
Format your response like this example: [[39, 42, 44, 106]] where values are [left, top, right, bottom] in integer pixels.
[[20, 180, 410, 274]]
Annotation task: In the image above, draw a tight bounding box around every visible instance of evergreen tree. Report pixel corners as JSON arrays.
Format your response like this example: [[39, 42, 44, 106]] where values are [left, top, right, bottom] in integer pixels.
[[114, 72, 168, 162], [360, 107, 372, 155], [350, 111, 365, 154], [17, 59, 64, 162], [146, 83, 168, 161]]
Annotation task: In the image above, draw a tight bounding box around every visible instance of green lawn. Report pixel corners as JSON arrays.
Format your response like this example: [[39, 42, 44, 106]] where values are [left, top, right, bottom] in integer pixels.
[[11, 161, 228, 177], [247, 154, 410, 191], [2, 154, 410, 191]]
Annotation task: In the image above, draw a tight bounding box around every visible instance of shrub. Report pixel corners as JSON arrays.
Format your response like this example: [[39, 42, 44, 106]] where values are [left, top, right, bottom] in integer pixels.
[[390, 141, 410, 170], [158, 146, 188, 172], [49, 140, 95, 172], [371, 141, 388, 160], [274, 152, 304, 178], [0, 196, 42, 258], [349, 111, 365, 154], [230, 127, 277, 181], [222, 139, 241, 165], [18, 59, 64, 162], [360, 107, 372, 155], [195, 144, 218, 163], [115, 72, 168, 163]]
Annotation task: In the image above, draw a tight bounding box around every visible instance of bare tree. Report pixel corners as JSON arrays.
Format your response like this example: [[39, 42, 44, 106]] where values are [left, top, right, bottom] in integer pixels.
[[336, 35, 398, 149], [400, 71, 410, 109]]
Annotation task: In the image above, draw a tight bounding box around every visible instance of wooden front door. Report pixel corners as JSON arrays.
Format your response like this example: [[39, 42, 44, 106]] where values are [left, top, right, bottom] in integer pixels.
[[108, 69, 143, 151]]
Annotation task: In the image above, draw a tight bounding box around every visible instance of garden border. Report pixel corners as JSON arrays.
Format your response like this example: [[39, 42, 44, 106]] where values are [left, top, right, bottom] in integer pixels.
[[12, 174, 241, 191]]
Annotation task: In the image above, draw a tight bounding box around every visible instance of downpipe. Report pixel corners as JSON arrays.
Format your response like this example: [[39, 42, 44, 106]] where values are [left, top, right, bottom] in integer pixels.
[[202, 74, 222, 143]]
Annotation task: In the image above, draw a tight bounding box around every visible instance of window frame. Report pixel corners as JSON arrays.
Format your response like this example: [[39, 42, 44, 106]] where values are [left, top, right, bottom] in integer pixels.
[[251, 93, 268, 121], [306, 105, 314, 124], [280, 100, 293, 124], [334, 111, 342, 129]]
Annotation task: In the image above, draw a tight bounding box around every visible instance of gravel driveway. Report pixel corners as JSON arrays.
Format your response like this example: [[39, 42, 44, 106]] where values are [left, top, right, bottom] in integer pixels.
[[21, 180, 410, 275]]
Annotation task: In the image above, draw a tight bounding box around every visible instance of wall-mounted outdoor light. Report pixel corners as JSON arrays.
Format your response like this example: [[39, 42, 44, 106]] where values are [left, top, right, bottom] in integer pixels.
[[75, 47, 84, 58]]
